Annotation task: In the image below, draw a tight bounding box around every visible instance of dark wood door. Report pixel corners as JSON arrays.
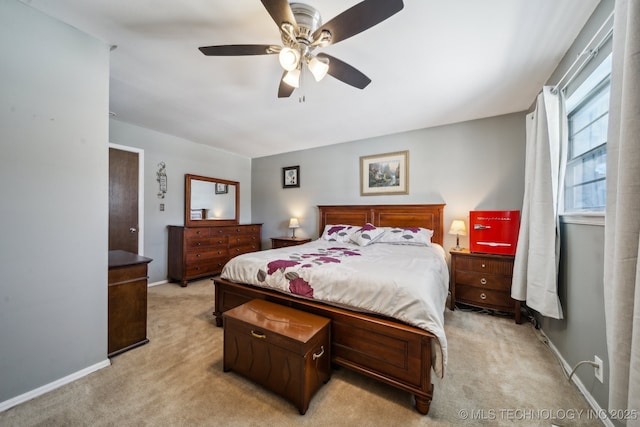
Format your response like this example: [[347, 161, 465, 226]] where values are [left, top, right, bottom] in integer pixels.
[[109, 148, 139, 253]]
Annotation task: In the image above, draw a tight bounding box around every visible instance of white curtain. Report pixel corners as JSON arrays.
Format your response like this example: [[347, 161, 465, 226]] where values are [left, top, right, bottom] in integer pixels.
[[511, 86, 564, 319], [603, 0, 640, 421]]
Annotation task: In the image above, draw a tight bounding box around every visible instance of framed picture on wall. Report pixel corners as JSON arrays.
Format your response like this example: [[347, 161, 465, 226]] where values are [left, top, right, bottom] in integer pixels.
[[282, 165, 300, 188], [215, 183, 228, 194], [360, 150, 409, 196]]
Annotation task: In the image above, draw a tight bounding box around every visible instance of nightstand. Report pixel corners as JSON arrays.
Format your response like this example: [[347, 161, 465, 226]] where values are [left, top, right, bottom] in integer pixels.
[[271, 236, 312, 249], [449, 249, 521, 324]]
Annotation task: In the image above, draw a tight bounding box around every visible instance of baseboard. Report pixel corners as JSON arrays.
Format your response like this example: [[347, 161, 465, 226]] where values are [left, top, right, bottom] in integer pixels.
[[0, 359, 111, 413], [148, 279, 168, 287], [539, 329, 613, 427]]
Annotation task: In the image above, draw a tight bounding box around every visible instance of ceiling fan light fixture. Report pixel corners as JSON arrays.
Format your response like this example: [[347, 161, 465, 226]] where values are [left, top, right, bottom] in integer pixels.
[[283, 68, 301, 88], [308, 56, 330, 82], [279, 47, 301, 71]]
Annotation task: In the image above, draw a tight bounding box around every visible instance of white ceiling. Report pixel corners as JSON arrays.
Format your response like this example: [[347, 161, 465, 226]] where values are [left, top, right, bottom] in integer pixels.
[[23, 0, 600, 158]]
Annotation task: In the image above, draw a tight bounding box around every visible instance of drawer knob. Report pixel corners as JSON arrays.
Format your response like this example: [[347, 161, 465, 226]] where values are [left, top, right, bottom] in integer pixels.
[[481, 263, 486, 268], [251, 330, 266, 339], [480, 292, 487, 300], [480, 278, 487, 285], [196, 254, 201, 257], [313, 345, 325, 361]]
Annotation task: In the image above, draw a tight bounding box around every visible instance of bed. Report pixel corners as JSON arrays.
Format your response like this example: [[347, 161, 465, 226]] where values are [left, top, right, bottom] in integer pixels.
[[213, 204, 447, 414]]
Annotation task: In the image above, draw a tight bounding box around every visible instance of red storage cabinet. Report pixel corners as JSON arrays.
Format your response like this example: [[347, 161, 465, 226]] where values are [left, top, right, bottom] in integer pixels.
[[469, 210, 520, 256]]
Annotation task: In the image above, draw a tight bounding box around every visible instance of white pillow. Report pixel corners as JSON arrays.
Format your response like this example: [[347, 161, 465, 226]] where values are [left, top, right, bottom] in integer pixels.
[[321, 224, 358, 243], [377, 227, 433, 246], [349, 223, 386, 246]]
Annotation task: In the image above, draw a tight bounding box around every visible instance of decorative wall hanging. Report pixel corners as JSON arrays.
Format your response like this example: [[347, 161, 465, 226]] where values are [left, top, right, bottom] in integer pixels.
[[156, 161, 167, 198], [283, 165, 300, 188], [360, 151, 409, 195]]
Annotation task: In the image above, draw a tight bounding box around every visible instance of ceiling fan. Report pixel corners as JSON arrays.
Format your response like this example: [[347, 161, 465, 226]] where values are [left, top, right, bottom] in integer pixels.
[[198, 0, 404, 98]]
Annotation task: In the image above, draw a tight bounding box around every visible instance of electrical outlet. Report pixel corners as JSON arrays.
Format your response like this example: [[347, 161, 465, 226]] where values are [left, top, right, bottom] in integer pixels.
[[594, 356, 603, 382]]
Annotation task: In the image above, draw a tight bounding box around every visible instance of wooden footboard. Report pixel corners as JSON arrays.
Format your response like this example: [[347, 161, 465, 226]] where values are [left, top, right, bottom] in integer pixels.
[[213, 277, 434, 415]]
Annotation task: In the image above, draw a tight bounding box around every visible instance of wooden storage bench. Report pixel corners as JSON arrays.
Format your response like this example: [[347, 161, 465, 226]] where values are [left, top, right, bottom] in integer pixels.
[[222, 299, 331, 415]]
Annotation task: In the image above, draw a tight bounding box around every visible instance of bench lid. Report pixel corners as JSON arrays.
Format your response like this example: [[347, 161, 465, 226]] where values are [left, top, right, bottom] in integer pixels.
[[223, 299, 330, 343]]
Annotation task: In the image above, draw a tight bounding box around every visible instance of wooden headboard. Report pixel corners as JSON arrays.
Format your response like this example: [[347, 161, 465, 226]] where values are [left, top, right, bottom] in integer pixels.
[[318, 204, 445, 246]]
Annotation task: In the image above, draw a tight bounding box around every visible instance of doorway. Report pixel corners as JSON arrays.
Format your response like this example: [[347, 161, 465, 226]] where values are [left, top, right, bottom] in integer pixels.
[[109, 144, 144, 254]]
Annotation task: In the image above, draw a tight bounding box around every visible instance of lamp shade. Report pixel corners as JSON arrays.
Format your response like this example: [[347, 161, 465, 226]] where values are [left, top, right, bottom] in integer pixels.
[[278, 47, 300, 71], [289, 217, 300, 229], [308, 56, 329, 82], [448, 219, 467, 236], [282, 68, 300, 88]]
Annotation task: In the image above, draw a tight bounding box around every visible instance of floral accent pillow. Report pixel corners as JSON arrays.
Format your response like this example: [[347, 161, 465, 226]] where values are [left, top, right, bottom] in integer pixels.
[[321, 224, 358, 242], [377, 227, 434, 246], [350, 223, 386, 246]]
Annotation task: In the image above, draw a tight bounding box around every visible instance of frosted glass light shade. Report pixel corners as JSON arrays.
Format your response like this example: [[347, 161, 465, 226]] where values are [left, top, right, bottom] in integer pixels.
[[308, 56, 329, 81], [282, 69, 300, 88], [279, 47, 300, 71]]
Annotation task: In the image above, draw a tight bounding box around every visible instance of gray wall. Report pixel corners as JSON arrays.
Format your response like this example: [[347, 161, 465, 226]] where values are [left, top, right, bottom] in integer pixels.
[[0, 0, 110, 403], [538, 0, 613, 415], [109, 120, 252, 284], [252, 112, 526, 252]]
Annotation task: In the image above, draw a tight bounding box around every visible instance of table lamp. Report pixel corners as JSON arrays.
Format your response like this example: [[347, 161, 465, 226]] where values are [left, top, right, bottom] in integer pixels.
[[448, 219, 467, 250], [289, 217, 300, 238]]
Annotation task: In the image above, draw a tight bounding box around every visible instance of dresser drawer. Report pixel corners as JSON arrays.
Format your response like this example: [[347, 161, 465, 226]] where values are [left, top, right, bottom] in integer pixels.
[[185, 227, 211, 239], [229, 234, 259, 247], [108, 264, 148, 285], [455, 285, 513, 310], [227, 225, 261, 235], [186, 257, 226, 277], [186, 248, 228, 263], [186, 236, 228, 250], [455, 256, 513, 275], [454, 271, 511, 291], [229, 243, 260, 257]]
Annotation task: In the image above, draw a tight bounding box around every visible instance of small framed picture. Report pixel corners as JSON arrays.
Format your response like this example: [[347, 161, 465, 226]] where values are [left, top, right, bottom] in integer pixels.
[[282, 166, 300, 188], [360, 150, 409, 196], [215, 183, 228, 194]]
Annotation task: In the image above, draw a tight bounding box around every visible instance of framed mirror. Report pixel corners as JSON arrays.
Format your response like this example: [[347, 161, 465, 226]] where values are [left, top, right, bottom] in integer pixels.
[[185, 174, 239, 227]]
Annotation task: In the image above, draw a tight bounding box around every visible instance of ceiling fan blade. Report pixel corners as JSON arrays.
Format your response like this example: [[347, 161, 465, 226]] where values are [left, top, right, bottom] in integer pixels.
[[198, 44, 277, 56], [278, 71, 295, 98], [317, 53, 371, 89], [312, 0, 404, 46], [261, 0, 297, 30]]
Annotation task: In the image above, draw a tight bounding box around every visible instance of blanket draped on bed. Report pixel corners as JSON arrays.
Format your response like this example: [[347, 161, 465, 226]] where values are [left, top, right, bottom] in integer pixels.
[[221, 239, 449, 378]]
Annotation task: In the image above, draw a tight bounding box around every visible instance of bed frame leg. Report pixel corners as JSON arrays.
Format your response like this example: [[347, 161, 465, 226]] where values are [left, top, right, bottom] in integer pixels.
[[214, 312, 223, 327], [414, 395, 431, 415], [414, 384, 433, 415]]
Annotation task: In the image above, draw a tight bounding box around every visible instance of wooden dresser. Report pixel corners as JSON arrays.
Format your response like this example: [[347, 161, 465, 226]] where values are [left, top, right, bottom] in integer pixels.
[[449, 249, 521, 324], [167, 224, 261, 286], [108, 250, 152, 357]]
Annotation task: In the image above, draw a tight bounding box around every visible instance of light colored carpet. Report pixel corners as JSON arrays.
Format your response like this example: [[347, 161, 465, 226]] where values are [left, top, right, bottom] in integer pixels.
[[0, 279, 600, 426]]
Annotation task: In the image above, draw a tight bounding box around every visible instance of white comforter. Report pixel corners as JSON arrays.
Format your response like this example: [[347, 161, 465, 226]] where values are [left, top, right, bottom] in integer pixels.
[[221, 239, 449, 377]]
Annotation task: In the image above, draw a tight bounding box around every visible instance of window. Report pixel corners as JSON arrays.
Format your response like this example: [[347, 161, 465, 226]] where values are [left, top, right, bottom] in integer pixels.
[[564, 54, 612, 213]]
